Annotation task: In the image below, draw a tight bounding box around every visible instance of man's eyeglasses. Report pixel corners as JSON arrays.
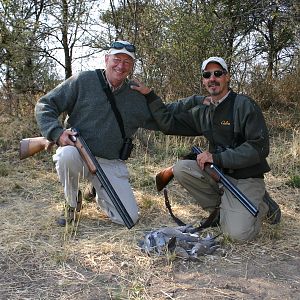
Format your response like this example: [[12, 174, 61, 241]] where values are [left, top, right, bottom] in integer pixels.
[[111, 41, 136, 53], [202, 70, 227, 79]]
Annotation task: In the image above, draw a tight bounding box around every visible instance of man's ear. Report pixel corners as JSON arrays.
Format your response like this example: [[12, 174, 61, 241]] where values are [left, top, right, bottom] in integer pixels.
[[104, 54, 109, 65], [225, 73, 231, 88], [225, 72, 230, 81], [130, 60, 136, 75]]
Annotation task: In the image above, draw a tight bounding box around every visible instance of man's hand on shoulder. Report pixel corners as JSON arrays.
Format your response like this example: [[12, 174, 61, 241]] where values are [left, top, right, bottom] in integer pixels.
[[129, 78, 152, 95]]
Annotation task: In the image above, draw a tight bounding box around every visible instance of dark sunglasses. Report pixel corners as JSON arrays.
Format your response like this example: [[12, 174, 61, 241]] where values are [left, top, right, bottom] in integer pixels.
[[110, 41, 136, 53], [202, 70, 227, 79]]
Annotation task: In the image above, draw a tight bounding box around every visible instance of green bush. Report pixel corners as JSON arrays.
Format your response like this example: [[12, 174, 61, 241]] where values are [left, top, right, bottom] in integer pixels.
[[287, 175, 300, 188]]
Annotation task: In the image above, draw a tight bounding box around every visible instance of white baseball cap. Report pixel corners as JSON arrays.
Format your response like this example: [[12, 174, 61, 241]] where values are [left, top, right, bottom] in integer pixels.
[[107, 40, 136, 60], [201, 57, 228, 72]]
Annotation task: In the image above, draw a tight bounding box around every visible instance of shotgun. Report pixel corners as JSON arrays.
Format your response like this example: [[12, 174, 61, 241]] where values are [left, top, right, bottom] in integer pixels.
[[155, 146, 259, 217], [19, 129, 135, 229]]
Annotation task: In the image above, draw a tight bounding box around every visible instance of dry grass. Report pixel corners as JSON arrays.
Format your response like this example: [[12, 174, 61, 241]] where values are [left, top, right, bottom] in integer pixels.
[[0, 114, 299, 299]]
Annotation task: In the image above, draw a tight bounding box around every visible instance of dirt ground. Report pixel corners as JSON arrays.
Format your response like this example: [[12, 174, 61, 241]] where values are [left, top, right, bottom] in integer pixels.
[[0, 120, 299, 299]]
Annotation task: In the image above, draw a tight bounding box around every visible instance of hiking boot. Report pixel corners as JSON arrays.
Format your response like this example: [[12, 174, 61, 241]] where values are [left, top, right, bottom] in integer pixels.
[[263, 191, 281, 224], [83, 184, 96, 202], [57, 190, 82, 226]]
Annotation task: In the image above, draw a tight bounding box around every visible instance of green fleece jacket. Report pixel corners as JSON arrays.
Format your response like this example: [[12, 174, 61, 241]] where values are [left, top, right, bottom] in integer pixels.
[[35, 70, 161, 159], [146, 90, 271, 179]]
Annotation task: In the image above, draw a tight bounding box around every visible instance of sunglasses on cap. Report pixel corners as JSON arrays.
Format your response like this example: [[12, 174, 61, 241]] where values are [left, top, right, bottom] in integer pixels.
[[202, 70, 227, 79], [110, 41, 136, 53]]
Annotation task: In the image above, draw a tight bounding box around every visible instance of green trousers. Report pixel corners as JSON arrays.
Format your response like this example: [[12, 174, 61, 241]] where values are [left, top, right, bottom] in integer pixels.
[[173, 160, 268, 241]]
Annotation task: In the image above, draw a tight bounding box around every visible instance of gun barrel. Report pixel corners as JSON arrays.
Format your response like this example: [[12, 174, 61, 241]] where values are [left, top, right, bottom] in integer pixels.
[[73, 130, 134, 229], [192, 146, 258, 217], [211, 165, 258, 216]]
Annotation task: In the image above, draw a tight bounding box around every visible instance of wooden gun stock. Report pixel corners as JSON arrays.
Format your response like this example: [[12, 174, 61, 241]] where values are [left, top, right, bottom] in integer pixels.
[[19, 136, 96, 174], [155, 163, 220, 192], [71, 137, 97, 174], [19, 137, 55, 160], [155, 166, 174, 192]]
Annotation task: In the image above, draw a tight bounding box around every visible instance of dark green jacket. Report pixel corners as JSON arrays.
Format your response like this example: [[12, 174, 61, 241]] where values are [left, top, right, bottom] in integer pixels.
[[146, 90, 270, 179]]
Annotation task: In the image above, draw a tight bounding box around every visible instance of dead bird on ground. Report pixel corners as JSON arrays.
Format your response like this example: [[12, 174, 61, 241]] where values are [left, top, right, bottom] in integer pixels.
[[138, 225, 221, 258]]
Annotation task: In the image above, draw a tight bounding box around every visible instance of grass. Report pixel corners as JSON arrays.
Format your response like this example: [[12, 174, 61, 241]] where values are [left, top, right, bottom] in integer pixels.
[[0, 162, 9, 177], [0, 113, 299, 299]]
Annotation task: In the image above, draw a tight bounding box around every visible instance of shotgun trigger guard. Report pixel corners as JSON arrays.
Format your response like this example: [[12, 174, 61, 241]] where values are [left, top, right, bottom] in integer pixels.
[[69, 135, 77, 142], [70, 128, 79, 142]]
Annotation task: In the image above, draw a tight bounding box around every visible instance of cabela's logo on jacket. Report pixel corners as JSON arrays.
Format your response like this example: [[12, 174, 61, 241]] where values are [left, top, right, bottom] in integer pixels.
[[221, 120, 231, 126]]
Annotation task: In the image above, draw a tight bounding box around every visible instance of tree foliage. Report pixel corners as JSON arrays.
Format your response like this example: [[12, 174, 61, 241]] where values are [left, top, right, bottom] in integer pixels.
[[0, 0, 299, 115], [98, 0, 299, 100], [0, 0, 48, 92]]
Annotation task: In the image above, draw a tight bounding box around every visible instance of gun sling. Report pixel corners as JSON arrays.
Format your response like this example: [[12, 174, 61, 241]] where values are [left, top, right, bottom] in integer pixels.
[[163, 188, 220, 233], [96, 69, 127, 139]]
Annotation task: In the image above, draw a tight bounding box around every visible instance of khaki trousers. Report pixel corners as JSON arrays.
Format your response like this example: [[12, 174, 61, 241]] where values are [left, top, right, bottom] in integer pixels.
[[173, 160, 268, 241], [53, 146, 139, 225]]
